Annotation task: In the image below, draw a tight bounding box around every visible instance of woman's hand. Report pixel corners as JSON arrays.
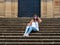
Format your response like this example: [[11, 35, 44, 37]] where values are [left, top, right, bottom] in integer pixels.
[[38, 17, 42, 23]]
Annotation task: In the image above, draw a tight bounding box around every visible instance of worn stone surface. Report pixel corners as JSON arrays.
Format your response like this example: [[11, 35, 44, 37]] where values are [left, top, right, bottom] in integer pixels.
[[53, 0, 60, 18], [0, 0, 18, 18], [0, 0, 5, 18], [0, 18, 60, 45], [41, 0, 60, 18], [11, 0, 18, 18], [47, 0, 53, 18], [0, 0, 60, 18], [41, 0, 47, 18], [5, 0, 12, 18]]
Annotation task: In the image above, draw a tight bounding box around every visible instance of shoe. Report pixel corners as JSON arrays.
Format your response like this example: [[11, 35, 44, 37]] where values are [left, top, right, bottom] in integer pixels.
[[23, 34, 29, 37], [37, 30, 39, 32], [25, 34, 29, 37]]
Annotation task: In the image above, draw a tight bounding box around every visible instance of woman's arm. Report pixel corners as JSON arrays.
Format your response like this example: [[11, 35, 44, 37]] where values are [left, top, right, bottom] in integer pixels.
[[38, 17, 42, 23], [27, 19, 33, 26]]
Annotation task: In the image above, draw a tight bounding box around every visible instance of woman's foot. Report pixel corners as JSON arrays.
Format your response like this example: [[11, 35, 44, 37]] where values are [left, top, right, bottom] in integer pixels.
[[23, 34, 29, 37]]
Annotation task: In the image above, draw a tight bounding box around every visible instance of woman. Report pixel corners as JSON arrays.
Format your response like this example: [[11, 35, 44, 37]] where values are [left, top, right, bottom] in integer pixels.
[[23, 14, 42, 37]]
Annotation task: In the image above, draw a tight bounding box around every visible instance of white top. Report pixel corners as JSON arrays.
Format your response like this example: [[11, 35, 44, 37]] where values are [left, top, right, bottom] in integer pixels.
[[31, 21, 39, 31]]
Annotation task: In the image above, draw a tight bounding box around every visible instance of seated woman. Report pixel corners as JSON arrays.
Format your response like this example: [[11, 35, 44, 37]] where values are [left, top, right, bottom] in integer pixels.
[[23, 14, 42, 37]]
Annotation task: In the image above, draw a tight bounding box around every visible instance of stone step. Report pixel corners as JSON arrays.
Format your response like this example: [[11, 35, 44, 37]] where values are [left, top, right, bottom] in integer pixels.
[[1, 26, 58, 28], [0, 20, 59, 22], [0, 39, 60, 42], [0, 33, 60, 36], [0, 32, 60, 34], [0, 17, 59, 19], [0, 18, 60, 20], [0, 23, 59, 26], [0, 29, 59, 32], [1, 32, 60, 33], [0, 20, 60, 23], [0, 21, 60, 24], [0, 19, 59, 21], [0, 29, 60, 32], [0, 42, 60, 45], [0, 35, 60, 38], [1, 31, 60, 33], [0, 36, 60, 39], [0, 18, 59, 45], [0, 27, 59, 29], [0, 25, 60, 27], [1, 21, 59, 23]]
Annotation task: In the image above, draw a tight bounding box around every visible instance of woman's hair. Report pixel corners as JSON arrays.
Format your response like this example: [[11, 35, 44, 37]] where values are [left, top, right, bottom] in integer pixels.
[[33, 14, 38, 21]]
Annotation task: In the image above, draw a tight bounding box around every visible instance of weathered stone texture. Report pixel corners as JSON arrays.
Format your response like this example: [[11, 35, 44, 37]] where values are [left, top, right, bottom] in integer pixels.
[[41, 0, 60, 18], [0, 0, 60, 18], [41, 0, 47, 18], [47, 0, 53, 18], [53, 0, 60, 18], [0, 0, 18, 18], [0, 0, 5, 18]]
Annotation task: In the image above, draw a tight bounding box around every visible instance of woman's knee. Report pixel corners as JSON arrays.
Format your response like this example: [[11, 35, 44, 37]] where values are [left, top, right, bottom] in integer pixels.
[[27, 23, 30, 26]]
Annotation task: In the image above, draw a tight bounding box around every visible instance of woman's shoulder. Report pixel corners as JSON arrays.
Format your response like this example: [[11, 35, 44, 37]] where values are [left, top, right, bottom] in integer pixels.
[[30, 19, 34, 22]]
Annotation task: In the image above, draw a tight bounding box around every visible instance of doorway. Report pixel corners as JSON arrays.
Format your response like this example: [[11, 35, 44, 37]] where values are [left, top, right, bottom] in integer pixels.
[[18, 0, 41, 17]]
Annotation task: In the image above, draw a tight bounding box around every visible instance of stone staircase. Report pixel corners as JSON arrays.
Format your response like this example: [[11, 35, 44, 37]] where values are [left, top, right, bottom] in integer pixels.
[[0, 18, 60, 45]]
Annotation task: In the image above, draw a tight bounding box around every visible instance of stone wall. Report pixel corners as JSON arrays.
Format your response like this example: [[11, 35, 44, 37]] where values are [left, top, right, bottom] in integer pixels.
[[53, 0, 60, 18], [0, 0, 60, 18], [0, 0, 18, 18], [41, 0, 47, 18], [0, 0, 5, 18], [41, 0, 60, 18]]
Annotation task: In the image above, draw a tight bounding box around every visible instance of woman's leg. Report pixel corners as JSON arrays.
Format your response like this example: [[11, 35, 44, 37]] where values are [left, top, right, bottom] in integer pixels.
[[24, 26, 38, 37], [24, 25, 30, 35], [32, 27, 37, 31], [26, 26, 33, 35], [26, 27, 37, 35]]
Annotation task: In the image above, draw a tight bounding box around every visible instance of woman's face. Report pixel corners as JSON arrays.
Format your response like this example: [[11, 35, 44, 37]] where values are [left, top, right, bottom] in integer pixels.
[[34, 15, 38, 19]]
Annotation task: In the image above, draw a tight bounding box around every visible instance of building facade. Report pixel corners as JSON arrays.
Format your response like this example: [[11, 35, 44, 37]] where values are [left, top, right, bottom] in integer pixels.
[[0, 0, 60, 18]]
